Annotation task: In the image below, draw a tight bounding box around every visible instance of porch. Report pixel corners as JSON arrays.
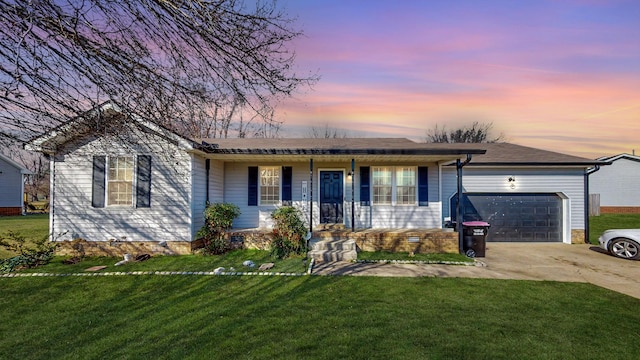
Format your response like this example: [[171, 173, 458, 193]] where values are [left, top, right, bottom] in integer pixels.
[[226, 227, 459, 261]]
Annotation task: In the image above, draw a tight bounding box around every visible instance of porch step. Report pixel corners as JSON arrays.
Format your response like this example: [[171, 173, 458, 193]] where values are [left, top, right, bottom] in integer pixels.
[[308, 239, 357, 262], [314, 223, 347, 231]]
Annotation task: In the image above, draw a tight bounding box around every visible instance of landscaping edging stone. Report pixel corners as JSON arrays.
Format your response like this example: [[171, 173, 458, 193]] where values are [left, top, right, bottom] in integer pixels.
[[353, 259, 482, 266], [0, 270, 307, 278]]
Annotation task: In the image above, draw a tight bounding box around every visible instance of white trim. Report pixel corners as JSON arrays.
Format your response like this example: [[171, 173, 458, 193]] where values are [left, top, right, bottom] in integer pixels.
[[105, 155, 135, 207], [258, 165, 281, 206], [0, 153, 32, 174], [370, 166, 418, 206]]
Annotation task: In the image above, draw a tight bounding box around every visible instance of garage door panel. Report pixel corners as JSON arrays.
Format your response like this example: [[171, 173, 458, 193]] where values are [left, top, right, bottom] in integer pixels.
[[453, 193, 562, 242]]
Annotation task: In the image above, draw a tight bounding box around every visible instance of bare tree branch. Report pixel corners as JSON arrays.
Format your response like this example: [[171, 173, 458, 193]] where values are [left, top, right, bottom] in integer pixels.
[[0, 0, 317, 141], [425, 121, 505, 143]]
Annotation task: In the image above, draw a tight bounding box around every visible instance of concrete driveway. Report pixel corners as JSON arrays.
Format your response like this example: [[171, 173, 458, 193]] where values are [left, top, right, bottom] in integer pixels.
[[312, 243, 640, 299]]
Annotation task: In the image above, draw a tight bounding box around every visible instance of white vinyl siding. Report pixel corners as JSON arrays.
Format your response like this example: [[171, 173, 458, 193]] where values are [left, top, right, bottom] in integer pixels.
[[589, 157, 640, 207], [0, 157, 25, 208], [50, 126, 193, 242]]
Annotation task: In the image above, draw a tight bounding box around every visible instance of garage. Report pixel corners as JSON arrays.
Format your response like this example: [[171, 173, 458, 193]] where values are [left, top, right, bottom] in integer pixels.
[[452, 193, 563, 242]]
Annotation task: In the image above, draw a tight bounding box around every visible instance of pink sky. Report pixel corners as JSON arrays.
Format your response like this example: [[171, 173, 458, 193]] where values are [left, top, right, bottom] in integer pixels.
[[276, 0, 640, 158]]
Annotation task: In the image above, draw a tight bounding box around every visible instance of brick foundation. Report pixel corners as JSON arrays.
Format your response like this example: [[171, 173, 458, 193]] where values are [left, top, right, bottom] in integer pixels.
[[600, 206, 640, 214], [571, 229, 586, 244], [0, 207, 22, 216], [55, 239, 199, 257], [228, 228, 459, 254], [54, 226, 582, 257], [348, 229, 458, 253]]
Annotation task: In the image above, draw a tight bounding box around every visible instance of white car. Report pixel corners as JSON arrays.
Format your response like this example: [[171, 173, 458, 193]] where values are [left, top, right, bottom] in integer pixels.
[[598, 229, 640, 260]]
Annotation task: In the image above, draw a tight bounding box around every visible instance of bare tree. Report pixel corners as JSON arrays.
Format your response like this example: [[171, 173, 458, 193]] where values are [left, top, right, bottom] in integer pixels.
[[425, 122, 505, 143], [306, 124, 350, 138], [0, 0, 317, 143]]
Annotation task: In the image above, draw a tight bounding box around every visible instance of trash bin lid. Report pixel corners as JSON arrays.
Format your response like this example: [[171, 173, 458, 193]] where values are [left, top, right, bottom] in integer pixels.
[[462, 221, 490, 227]]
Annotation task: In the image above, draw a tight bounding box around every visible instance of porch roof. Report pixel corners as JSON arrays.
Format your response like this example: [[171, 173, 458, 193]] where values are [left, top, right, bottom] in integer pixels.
[[193, 138, 486, 162]]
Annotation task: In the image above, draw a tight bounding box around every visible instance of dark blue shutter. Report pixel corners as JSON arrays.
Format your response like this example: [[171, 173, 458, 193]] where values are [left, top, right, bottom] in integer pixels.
[[418, 166, 429, 206], [360, 166, 370, 206], [92, 156, 106, 208], [282, 166, 292, 205], [248, 166, 258, 206], [136, 155, 152, 208]]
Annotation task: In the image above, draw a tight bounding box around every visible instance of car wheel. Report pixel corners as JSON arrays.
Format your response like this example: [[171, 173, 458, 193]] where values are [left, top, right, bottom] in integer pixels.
[[609, 238, 640, 260]]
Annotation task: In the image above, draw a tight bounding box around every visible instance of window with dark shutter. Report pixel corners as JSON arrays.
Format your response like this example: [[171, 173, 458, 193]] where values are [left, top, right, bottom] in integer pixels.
[[418, 166, 429, 206], [360, 166, 370, 206], [248, 166, 258, 206], [282, 166, 292, 205], [136, 155, 152, 208], [92, 156, 106, 208]]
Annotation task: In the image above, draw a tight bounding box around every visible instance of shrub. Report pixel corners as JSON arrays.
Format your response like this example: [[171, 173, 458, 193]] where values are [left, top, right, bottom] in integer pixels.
[[270, 206, 308, 259], [197, 203, 241, 255], [0, 230, 57, 273]]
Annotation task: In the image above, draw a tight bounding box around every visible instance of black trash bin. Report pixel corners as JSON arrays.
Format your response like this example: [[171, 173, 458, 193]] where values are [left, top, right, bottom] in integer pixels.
[[462, 221, 490, 258]]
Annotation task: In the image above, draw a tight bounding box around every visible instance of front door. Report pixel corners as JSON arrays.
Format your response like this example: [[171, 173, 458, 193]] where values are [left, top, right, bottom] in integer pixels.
[[320, 171, 344, 224]]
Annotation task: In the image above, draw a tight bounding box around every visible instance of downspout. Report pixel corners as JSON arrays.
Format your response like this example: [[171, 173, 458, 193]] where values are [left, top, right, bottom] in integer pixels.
[[48, 153, 55, 242], [205, 159, 210, 204], [457, 154, 473, 254], [584, 165, 601, 244], [309, 159, 314, 235], [351, 158, 355, 232]]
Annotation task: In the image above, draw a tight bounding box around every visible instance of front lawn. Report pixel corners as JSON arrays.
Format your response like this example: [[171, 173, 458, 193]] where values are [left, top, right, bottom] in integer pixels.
[[20, 249, 308, 274], [589, 214, 640, 244], [1, 276, 638, 359], [0, 214, 49, 258]]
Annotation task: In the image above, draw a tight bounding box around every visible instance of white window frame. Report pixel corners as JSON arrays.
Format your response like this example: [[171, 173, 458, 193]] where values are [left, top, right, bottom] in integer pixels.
[[395, 166, 417, 205], [259, 166, 280, 205], [372, 166, 392, 205], [106, 155, 135, 207], [371, 166, 417, 206]]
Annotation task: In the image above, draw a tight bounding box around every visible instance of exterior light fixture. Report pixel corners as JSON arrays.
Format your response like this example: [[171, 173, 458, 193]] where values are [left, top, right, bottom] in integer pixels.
[[347, 171, 354, 180], [508, 176, 516, 189]]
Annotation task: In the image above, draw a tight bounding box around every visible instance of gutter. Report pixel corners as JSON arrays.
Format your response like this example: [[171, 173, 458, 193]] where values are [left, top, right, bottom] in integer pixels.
[[584, 165, 601, 244], [456, 154, 473, 254]]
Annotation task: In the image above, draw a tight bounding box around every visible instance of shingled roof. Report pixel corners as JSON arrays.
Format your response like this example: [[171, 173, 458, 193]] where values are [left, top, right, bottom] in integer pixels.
[[194, 138, 606, 166], [194, 138, 486, 156]]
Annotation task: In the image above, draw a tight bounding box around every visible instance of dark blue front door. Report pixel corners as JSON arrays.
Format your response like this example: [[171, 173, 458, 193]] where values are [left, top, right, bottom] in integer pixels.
[[320, 171, 343, 223]]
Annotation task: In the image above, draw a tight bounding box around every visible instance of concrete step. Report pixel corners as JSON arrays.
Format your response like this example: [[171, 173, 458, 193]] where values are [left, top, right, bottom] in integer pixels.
[[310, 239, 356, 251], [314, 223, 347, 231], [308, 249, 357, 262], [308, 239, 357, 262]]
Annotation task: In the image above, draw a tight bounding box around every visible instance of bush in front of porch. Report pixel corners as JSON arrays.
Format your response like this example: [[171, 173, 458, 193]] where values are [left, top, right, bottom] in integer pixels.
[[270, 206, 307, 259], [197, 203, 241, 255]]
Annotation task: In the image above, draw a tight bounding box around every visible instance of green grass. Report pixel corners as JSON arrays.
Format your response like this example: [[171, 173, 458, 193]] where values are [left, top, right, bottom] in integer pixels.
[[1, 276, 638, 359], [20, 249, 308, 274], [0, 214, 49, 258], [589, 214, 640, 244]]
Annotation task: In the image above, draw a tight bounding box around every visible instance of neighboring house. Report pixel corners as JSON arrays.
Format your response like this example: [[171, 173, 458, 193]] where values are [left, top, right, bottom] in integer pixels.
[[589, 153, 640, 214], [0, 153, 32, 216], [25, 102, 607, 254]]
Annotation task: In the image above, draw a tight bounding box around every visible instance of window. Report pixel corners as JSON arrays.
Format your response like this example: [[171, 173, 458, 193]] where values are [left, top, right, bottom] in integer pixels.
[[396, 167, 416, 205], [371, 166, 417, 205], [372, 167, 392, 205], [108, 156, 134, 206], [92, 155, 151, 208], [260, 166, 280, 205]]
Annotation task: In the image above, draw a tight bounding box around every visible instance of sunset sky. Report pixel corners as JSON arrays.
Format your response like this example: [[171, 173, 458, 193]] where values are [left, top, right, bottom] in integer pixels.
[[276, 0, 640, 158]]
